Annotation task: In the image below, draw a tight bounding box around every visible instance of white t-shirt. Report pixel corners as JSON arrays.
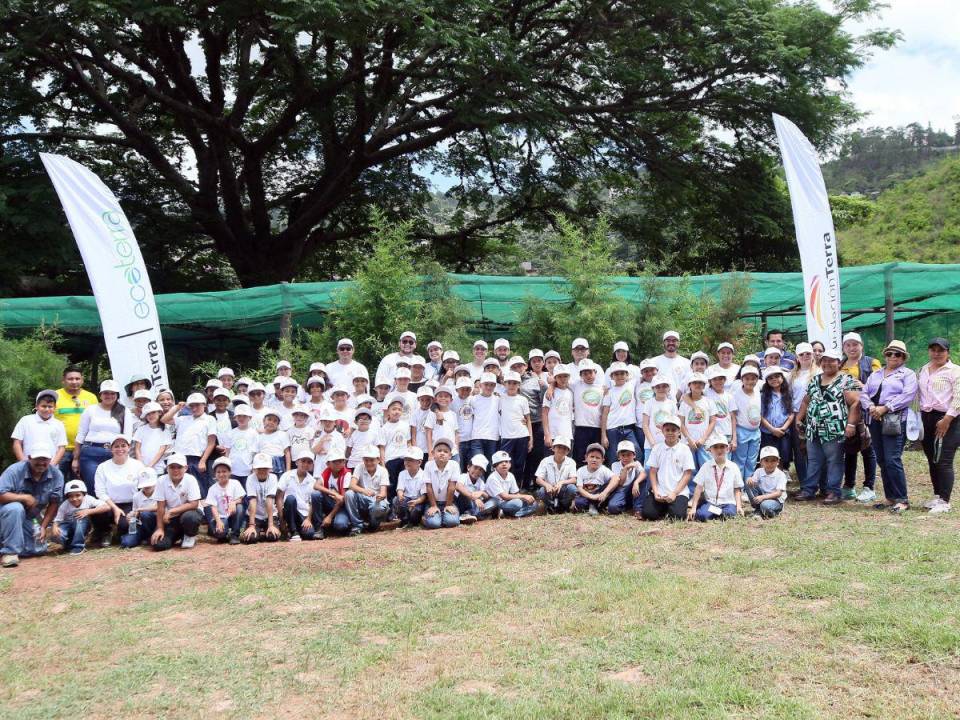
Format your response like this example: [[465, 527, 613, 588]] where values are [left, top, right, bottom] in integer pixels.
[[11, 414, 67, 457], [245, 474, 279, 520], [571, 380, 605, 428], [277, 470, 316, 516], [380, 420, 411, 462], [346, 428, 379, 469], [611, 460, 643, 486], [325, 360, 368, 391], [132, 489, 158, 513], [311, 429, 346, 476], [485, 471, 519, 498], [706, 363, 740, 390], [133, 424, 172, 472], [471, 394, 501, 441], [732, 387, 762, 431], [210, 411, 234, 439], [206, 479, 246, 517], [642, 397, 678, 449], [352, 464, 390, 494], [647, 442, 695, 497], [750, 467, 788, 503], [653, 354, 690, 389], [223, 426, 259, 477], [385, 390, 417, 425], [424, 410, 459, 449], [534, 455, 577, 486], [543, 386, 574, 439], [602, 382, 636, 429], [423, 459, 459, 503], [576, 464, 613, 488], [705, 389, 734, 439], [411, 406, 432, 452], [452, 396, 473, 442], [458, 470, 485, 495], [173, 414, 217, 457], [55, 495, 105, 523], [76, 404, 136, 445], [287, 425, 316, 457], [156, 473, 202, 509], [397, 469, 425, 499], [693, 459, 744, 506], [94, 458, 145, 504], [257, 430, 290, 458], [680, 396, 714, 443], [499, 393, 530, 439], [790, 369, 814, 413]]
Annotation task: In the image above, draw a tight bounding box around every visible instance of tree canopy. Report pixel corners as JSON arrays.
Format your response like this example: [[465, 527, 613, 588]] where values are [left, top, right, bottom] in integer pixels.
[[0, 0, 896, 286]]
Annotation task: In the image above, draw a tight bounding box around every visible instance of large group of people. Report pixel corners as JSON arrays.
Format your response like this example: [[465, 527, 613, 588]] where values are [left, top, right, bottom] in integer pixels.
[[2, 328, 956, 568]]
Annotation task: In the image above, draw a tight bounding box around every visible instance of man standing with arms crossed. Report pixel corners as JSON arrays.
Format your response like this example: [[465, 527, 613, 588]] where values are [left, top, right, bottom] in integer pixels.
[[55, 366, 98, 481]]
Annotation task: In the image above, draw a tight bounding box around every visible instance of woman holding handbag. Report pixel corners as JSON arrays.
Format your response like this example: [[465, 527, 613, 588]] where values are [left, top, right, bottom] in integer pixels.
[[860, 340, 918, 513]]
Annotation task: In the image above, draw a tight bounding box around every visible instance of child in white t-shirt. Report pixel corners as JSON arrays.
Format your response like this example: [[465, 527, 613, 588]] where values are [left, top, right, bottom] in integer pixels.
[[680, 372, 716, 474], [345, 445, 392, 533], [258, 410, 291, 475], [241, 454, 281, 543], [380, 399, 412, 497], [311, 411, 346, 476], [542, 367, 574, 448], [746, 446, 788, 518], [53, 479, 110, 554], [455, 454, 493, 520], [11, 390, 67, 463], [286, 407, 317, 461], [132, 402, 171, 473], [411, 387, 434, 455], [346, 408, 379, 470], [689, 434, 744, 521], [641, 377, 678, 457], [731, 366, 762, 481], [452, 377, 474, 462], [573, 443, 615, 515], [394, 447, 427, 527], [498, 371, 533, 487], [425, 385, 460, 463], [641, 416, 695, 521], [470, 373, 501, 461], [533, 436, 578, 514], [484, 451, 537, 518], [121, 468, 160, 548], [204, 457, 246, 542], [705, 369, 735, 442], [223, 406, 259, 483], [600, 362, 639, 467]]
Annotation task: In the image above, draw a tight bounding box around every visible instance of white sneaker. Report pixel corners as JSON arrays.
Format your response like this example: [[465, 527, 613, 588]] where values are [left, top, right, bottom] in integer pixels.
[[856, 488, 877, 503], [929, 502, 952, 514], [180, 535, 197, 549], [923, 496, 943, 509], [588, 505, 600, 516], [460, 514, 477, 525], [288, 534, 302, 542], [2, 554, 19, 568]]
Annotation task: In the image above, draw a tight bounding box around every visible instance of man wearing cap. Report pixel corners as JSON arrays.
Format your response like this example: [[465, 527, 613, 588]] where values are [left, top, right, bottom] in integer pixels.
[[55, 365, 98, 480], [652, 331, 689, 391], [326, 338, 369, 390], [11, 389, 67, 466], [493, 338, 512, 368], [754, 329, 796, 371], [375, 331, 419, 386], [567, 338, 592, 377], [839, 331, 880, 500], [0, 444, 63, 566]]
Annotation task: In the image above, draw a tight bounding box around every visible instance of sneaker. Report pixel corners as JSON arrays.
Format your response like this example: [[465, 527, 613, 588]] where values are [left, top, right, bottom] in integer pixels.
[[587, 505, 600, 516], [822, 493, 844, 505], [2, 554, 19, 568], [929, 502, 952, 514], [460, 514, 477, 525], [180, 535, 197, 549], [228, 535, 240, 545], [378, 519, 402, 531], [348, 527, 362, 537], [856, 488, 877, 503], [924, 496, 944, 509], [793, 491, 817, 502], [70, 547, 86, 555], [288, 534, 302, 542], [890, 502, 909, 514], [99, 535, 112, 548], [842, 488, 857, 501]]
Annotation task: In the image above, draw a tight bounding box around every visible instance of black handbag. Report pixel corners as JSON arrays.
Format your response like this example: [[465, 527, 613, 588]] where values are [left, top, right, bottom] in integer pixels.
[[881, 411, 902, 436]]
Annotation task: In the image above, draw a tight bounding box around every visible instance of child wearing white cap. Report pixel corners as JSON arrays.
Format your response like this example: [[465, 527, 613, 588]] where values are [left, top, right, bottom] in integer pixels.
[[240, 454, 281, 543], [455, 454, 492, 520], [394, 447, 428, 527], [311, 409, 346, 476], [277, 449, 321, 540], [205, 457, 246, 543], [120, 468, 159, 548], [470, 373, 501, 461], [257, 410, 292, 476], [346, 407, 380, 470], [411, 386, 435, 458], [485, 451, 537, 517], [573, 443, 615, 515], [610, 440, 646, 516], [162, 393, 217, 496], [641, 416, 695, 521], [132, 401, 172, 473], [422, 439, 463, 529], [498, 371, 533, 487], [759, 367, 794, 471], [315, 450, 351, 535], [425, 385, 460, 464], [705, 369, 735, 445], [11, 389, 67, 465], [53, 479, 110, 555], [533, 436, 578, 513], [641, 376, 679, 464], [452, 377, 475, 462], [731, 366, 762, 480], [542, 365, 574, 449], [286, 405, 317, 461], [679, 372, 716, 474], [600, 362, 639, 467], [380, 399, 413, 499], [746, 446, 788, 518], [151, 453, 203, 551], [571, 360, 606, 466], [345, 445, 392, 533], [688, 434, 744, 521], [221, 405, 259, 487]]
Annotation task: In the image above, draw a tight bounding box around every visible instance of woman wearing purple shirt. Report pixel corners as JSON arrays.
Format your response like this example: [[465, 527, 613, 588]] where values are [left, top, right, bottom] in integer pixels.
[[860, 340, 918, 513]]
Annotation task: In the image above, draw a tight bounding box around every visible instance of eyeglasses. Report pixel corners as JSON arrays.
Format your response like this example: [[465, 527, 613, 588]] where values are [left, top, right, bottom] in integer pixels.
[[337, 346, 352, 351], [884, 351, 905, 358], [400, 339, 415, 345]]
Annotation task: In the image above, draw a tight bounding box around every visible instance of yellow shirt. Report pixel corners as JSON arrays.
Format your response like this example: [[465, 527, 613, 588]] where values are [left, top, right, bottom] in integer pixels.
[[55, 387, 99, 450], [840, 356, 881, 382]]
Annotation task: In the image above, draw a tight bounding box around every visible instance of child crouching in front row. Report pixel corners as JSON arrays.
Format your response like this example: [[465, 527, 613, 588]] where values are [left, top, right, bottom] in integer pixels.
[[746, 446, 788, 518], [688, 434, 744, 521], [485, 451, 537, 518]]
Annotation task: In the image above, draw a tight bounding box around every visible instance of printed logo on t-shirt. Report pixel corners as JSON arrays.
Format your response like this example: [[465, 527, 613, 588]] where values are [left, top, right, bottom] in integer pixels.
[[615, 388, 632, 407], [581, 389, 602, 407], [713, 399, 728, 418], [747, 405, 761, 426], [637, 387, 654, 403], [654, 408, 671, 427], [686, 406, 706, 425]]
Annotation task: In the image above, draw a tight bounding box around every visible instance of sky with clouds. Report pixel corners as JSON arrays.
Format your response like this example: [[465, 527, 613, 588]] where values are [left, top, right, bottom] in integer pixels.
[[832, 0, 960, 132]]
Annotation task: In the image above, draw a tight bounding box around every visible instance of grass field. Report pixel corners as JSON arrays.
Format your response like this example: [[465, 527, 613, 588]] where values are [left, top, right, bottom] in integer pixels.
[[2, 450, 959, 720]]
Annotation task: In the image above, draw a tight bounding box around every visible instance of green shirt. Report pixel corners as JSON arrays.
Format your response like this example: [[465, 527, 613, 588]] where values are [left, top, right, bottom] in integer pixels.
[[805, 373, 859, 442]]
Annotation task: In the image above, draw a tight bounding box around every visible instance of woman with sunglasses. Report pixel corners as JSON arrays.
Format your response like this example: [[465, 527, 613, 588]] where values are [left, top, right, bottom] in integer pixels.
[[918, 338, 960, 514], [860, 341, 917, 513]]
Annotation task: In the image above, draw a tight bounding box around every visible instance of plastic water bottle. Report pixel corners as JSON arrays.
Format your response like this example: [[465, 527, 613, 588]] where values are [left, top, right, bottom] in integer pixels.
[[32, 519, 47, 554], [128, 514, 138, 534]]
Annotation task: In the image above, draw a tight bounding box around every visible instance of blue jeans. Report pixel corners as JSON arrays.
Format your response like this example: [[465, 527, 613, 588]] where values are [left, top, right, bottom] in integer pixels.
[[605, 425, 641, 467], [869, 418, 908, 503], [573, 426, 601, 466], [345, 491, 391, 531], [57, 517, 91, 551], [59, 450, 75, 482], [120, 511, 157, 548], [760, 431, 792, 470], [694, 502, 737, 521], [185, 455, 211, 497], [318, 493, 349, 535], [393, 496, 424, 526], [79, 445, 112, 496], [535, 484, 577, 513], [631, 479, 650, 514], [499, 437, 529, 488], [803, 436, 845, 496], [422, 502, 461, 529], [792, 424, 808, 489], [455, 493, 494, 519], [573, 483, 610, 512], [732, 427, 761, 480], [0, 501, 46, 556], [470, 439, 498, 464], [458, 442, 473, 467], [497, 497, 536, 518], [385, 458, 405, 501], [205, 503, 245, 540]]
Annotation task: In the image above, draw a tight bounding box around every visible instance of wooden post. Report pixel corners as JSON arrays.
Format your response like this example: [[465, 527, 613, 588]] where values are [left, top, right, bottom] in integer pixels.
[[280, 281, 292, 345], [759, 312, 768, 342], [884, 266, 895, 343]]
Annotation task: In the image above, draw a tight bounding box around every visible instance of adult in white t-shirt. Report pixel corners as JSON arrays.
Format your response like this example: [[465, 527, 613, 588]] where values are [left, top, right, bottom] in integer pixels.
[[91, 434, 145, 544], [375, 331, 419, 385], [325, 338, 369, 390], [706, 342, 741, 390], [652, 331, 689, 392]]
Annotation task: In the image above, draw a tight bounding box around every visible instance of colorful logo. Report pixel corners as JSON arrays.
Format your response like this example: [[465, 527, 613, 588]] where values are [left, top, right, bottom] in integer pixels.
[[582, 389, 602, 407], [808, 275, 825, 331], [617, 388, 632, 407]]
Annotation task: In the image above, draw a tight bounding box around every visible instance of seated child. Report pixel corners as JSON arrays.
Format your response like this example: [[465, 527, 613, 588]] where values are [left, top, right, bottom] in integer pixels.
[[533, 436, 578, 513], [121, 468, 160, 548], [422, 438, 463, 529], [573, 443, 615, 515], [393, 446, 427, 527], [314, 449, 351, 536], [240, 453, 281, 543], [454, 454, 492, 520], [204, 457, 246, 543], [610, 440, 646, 516], [278, 448, 321, 541], [345, 445, 392, 533], [688, 434, 744, 522], [485, 451, 537, 518], [641, 416, 695, 521], [53, 479, 111, 555], [746, 446, 788, 518]]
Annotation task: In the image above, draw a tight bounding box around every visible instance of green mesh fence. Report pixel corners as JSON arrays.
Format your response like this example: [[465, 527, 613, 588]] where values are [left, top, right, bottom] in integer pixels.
[[2, 262, 959, 358]]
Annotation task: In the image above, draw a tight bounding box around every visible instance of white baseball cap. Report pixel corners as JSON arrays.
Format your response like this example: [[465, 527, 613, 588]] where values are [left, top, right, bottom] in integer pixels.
[[276, 360, 292, 370], [217, 367, 235, 378], [410, 356, 426, 367], [248, 382, 266, 394], [234, 404, 254, 417], [690, 351, 710, 363], [686, 372, 707, 385], [502, 370, 521, 383], [613, 341, 629, 352], [326, 449, 347, 463], [795, 342, 814, 355], [491, 450, 511, 464], [717, 342, 735, 352], [553, 366, 571, 377], [662, 330, 680, 341], [205, 378, 223, 389], [337, 338, 354, 348], [455, 377, 474, 389], [212, 457, 232, 470], [136, 468, 158, 489], [483, 358, 501, 368], [292, 447, 315, 463], [609, 361, 629, 374], [707, 434, 730, 448], [763, 347, 783, 357], [309, 362, 326, 373], [470, 454, 489, 470], [494, 338, 510, 350], [167, 452, 188, 468], [99, 379, 121, 394], [361, 445, 381, 460], [759, 445, 781, 460], [290, 404, 310, 416], [400, 331, 416, 341], [442, 350, 460, 361], [480, 372, 497, 384], [639, 358, 657, 371], [236, 376, 253, 387], [842, 332, 863, 345], [417, 386, 435, 398], [705, 367, 725, 381], [394, 367, 412, 380], [432, 437, 454, 451], [528, 348, 544, 360], [544, 350, 561, 361], [186, 392, 207, 405], [740, 365, 760, 377], [427, 340, 443, 350], [64, 479, 86, 495], [660, 415, 682, 428], [212, 388, 231, 400], [110, 434, 132, 446], [403, 447, 423, 461], [578, 359, 597, 373], [508, 355, 526, 367], [821, 348, 843, 361], [306, 376, 325, 388], [473, 339, 488, 349], [616, 440, 636, 454], [763, 366, 786, 380], [571, 337, 590, 349], [28, 443, 54, 459], [133, 389, 153, 401], [551, 436, 572, 449], [141, 401, 163, 415], [434, 385, 453, 396], [651, 374, 671, 387]]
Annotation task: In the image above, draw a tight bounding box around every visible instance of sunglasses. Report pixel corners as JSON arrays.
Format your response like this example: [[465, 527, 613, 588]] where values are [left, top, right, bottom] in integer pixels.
[[337, 346, 352, 351], [400, 339, 415, 344], [884, 351, 905, 358]]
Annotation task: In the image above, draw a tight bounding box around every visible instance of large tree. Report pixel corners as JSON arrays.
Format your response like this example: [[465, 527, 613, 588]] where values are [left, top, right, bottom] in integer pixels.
[[0, 0, 895, 286]]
